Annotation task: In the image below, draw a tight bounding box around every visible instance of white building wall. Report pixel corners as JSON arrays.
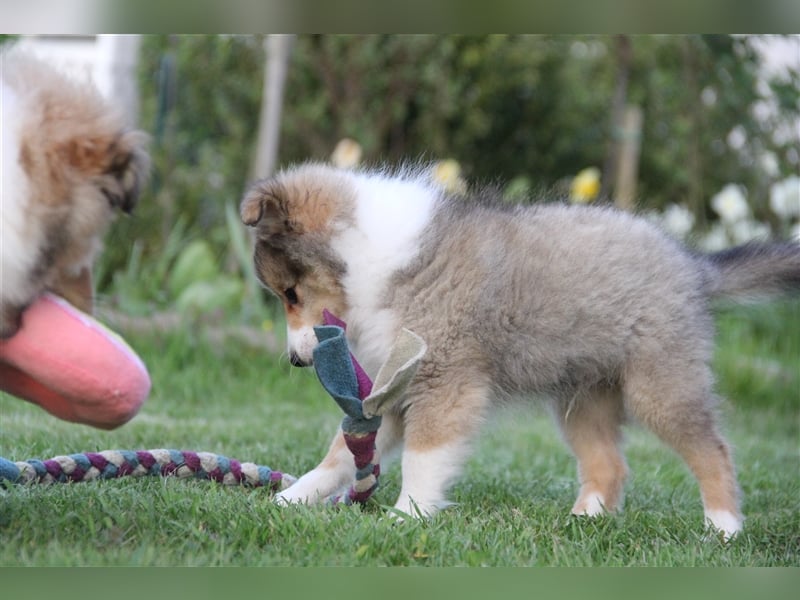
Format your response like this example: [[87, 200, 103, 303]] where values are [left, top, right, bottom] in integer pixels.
[[12, 34, 142, 125]]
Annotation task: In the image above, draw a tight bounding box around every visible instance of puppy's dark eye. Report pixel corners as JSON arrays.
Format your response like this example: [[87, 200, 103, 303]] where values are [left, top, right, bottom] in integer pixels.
[[284, 287, 299, 305]]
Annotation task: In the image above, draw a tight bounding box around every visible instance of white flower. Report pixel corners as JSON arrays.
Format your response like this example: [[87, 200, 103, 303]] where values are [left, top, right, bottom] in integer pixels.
[[711, 184, 750, 223], [769, 176, 800, 220], [730, 219, 771, 244], [699, 224, 730, 252], [661, 204, 695, 239], [701, 86, 717, 107], [758, 151, 779, 178], [727, 126, 747, 150]]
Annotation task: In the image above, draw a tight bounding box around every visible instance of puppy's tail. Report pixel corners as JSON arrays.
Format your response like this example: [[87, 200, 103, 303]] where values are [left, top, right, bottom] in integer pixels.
[[703, 241, 800, 303]]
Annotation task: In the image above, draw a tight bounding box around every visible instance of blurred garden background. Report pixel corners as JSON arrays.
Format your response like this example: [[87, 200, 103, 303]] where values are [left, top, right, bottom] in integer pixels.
[[4, 34, 798, 325]]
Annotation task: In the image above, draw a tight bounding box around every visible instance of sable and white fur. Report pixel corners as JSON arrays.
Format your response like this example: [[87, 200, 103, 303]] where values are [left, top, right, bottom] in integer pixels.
[[1, 50, 148, 337], [241, 162, 800, 539]]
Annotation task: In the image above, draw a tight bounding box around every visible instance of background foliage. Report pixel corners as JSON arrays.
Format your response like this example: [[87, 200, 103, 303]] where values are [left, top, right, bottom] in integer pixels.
[[93, 34, 799, 315]]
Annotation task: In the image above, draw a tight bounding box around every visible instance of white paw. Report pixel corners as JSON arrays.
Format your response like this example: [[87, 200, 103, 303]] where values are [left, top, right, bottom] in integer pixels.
[[705, 509, 742, 541], [391, 494, 451, 521], [273, 467, 349, 506], [571, 491, 607, 517], [274, 487, 313, 506]]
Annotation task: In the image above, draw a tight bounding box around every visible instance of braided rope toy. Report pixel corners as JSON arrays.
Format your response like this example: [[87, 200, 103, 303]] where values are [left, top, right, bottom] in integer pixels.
[[0, 449, 293, 490], [0, 311, 426, 507]]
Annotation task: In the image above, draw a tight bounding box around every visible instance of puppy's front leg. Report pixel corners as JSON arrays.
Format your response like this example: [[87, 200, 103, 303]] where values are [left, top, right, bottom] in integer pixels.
[[275, 429, 353, 505], [275, 412, 404, 505], [392, 379, 491, 519], [393, 441, 472, 518]]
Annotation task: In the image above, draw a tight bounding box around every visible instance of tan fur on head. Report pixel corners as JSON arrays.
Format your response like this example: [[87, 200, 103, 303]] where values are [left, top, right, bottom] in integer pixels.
[[12, 66, 149, 214], [0, 50, 149, 335], [240, 165, 359, 365], [241, 164, 356, 236]]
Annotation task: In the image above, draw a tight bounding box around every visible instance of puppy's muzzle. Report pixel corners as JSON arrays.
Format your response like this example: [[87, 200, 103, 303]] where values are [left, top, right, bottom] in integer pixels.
[[289, 351, 312, 368]]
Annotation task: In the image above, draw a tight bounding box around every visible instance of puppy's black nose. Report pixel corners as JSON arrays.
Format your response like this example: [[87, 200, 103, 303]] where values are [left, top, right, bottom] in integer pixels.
[[289, 352, 309, 367]]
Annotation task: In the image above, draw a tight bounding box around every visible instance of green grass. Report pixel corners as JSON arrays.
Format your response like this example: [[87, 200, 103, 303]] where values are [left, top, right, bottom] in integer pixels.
[[1, 301, 798, 566]]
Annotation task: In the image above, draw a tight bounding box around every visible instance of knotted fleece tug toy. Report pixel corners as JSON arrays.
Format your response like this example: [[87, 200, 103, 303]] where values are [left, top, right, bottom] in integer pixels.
[[1, 306, 426, 507], [311, 309, 427, 504]]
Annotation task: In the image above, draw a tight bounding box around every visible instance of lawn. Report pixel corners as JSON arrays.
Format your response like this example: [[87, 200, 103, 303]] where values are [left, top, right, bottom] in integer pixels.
[[0, 301, 797, 566]]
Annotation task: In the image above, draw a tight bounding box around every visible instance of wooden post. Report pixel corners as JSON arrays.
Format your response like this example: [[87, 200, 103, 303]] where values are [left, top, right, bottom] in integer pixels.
[[251, 34, 295, 181], [613, 104, 643, 211], [600, 34, 632, 201]]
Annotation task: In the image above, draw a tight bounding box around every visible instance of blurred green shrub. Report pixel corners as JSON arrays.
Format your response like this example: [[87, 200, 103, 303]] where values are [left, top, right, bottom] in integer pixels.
[[96, 35, 799, 320]]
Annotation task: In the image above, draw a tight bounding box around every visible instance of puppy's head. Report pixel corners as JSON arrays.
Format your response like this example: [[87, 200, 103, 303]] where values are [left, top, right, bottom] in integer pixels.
[[241, 166, 353, 366], [79, 128, 150, 216]]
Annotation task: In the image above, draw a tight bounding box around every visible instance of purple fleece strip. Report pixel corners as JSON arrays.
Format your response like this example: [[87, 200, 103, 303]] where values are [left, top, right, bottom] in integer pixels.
[[322, 309, 373, 399]]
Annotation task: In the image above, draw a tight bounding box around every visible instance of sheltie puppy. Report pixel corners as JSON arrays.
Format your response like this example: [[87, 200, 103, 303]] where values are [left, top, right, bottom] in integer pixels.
[[1, 50, 148, 337], [241, 162, 800, 539]]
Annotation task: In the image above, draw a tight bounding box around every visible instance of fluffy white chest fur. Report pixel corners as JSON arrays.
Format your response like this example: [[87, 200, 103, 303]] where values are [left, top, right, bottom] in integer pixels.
[[1, 80, 41, 308], [330, 172, 437, 375]]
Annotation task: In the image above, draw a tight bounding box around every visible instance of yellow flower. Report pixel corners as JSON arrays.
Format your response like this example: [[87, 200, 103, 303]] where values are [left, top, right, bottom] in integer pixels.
[[570, 167, 601, 204], [433, 159, 467, 194], [331, 138, 363, 169]]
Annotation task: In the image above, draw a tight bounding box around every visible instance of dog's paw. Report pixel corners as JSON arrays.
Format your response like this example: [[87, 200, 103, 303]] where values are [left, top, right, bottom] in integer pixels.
[[273, 467, 350, 506], [704, 510, 742, 542], [273, 488, 309, 506], [391, 495, 450, 521], [273, 483, 325, 506], [570, 491, 608, 517]]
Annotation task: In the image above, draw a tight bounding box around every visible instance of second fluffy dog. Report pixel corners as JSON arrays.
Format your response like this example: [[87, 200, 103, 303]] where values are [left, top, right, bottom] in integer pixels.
[[1, 50, 148, 337]]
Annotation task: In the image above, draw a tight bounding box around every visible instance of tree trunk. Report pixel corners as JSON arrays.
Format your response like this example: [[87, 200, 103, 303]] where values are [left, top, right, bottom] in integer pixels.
[[600, 34, 633, 202], [682, 36, 706, 229], [613, 104, 643, 210], [251, 34, 295, 181]]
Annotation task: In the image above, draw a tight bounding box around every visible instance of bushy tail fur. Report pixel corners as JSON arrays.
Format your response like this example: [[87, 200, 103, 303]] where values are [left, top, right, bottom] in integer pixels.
[[703, 241, 800, 302]]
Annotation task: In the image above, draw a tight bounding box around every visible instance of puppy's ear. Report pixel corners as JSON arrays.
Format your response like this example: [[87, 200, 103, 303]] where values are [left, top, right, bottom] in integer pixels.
[[240, 179, 292, 233], [66, 129, 149, 214], [240, 182, 268, 226], [101, 130, 150, 214]]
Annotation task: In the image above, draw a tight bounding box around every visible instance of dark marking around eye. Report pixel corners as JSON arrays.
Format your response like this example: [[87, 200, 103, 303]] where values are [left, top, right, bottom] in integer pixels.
[[285, 287, 299, 305]]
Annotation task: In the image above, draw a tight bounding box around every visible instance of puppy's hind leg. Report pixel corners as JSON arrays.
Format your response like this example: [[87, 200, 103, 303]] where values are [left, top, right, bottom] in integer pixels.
[[556, 385, 629, 517], [623, 354, 742, 540]]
